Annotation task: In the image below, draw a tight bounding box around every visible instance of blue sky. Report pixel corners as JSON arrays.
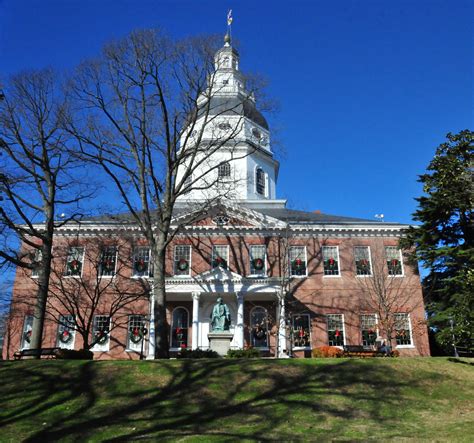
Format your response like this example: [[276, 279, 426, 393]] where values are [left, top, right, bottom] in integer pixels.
[[0, 0, 472, 224]]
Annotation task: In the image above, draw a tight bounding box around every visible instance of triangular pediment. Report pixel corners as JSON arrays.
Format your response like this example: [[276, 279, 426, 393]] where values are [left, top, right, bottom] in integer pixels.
[[172, 200, 286, 229], [194, 267, 243, 282]]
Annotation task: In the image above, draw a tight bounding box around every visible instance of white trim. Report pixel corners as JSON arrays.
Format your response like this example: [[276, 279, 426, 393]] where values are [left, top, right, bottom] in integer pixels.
[[326, 313, 346, 346], [385, 246, 405, 277], [394, 312, 414, 348], [91, 315, 111, 352], [354, 245, 372, 277], [131, 247, 152, 278], [292, 313, 311, 349]]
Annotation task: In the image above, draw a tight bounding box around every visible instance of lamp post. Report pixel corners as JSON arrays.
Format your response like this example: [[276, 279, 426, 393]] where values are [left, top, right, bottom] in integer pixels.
[[449, 318, 459, 358]]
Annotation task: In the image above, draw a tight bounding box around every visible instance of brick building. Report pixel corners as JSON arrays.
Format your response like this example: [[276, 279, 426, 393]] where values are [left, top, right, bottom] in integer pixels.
[[2, 34, 429, 359]]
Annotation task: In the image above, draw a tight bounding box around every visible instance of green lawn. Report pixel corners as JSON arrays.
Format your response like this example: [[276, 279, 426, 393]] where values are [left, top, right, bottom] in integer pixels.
[[0, 357, 473, 442]]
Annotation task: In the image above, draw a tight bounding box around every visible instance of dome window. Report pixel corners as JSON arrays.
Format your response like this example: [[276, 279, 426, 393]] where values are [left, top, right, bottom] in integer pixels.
[[218, 122, 232, 131], [218, 162, 231, 179]]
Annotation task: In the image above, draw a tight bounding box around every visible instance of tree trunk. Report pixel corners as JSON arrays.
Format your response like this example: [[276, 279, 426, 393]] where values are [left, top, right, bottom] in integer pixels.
[[153, 241, 169, 359], [29, 239, 53, 355]]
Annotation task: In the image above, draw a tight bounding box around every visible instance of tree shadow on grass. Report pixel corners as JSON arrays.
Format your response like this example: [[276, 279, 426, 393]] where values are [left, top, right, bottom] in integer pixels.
[[0, 359, 427, 441]]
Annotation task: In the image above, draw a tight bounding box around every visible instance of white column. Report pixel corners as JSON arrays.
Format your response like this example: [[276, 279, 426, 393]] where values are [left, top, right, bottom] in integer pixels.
[[192, 291, 201, 350], [236, 292, 245, 349], [277, 291, 288, 358], [146, 287, 155, 360]]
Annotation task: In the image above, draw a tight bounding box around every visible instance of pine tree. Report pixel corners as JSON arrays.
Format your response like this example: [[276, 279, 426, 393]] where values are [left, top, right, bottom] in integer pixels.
[[403, 130, 473, 352]]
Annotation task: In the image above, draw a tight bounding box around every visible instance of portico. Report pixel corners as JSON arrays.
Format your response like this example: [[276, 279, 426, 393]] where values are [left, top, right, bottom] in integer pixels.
[[146, 267, 284, 357]]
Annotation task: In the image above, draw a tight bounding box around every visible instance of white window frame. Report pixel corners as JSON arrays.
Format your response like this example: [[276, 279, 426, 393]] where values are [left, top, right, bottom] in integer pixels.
[[132, 247, 151, 278], [21, 315, 34, 349], [250, 306, 269, 349], [212, 245, 229, 270], [126, 314, 146, 352], [354, 246, 372, 277], [99, 246, 118, 278], [327, 314, 346, 347], [64, 247, 85, 278], [394, 313, 414, 348], [289, 246, 307, 278], [292, 313, 311, 350], [57, 315, 76, 349], [385, 246, 405, 277], [170, 307, 190, 350], [91, 315, 111, 352], [360, 314, 378, 347], [322, 246, 341, 277], [249, 245, 267, 277], [174, 245, 191, 277]]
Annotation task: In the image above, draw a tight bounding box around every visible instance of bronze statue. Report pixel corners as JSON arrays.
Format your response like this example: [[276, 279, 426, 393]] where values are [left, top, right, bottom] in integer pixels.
[[210, 297, 231, 331]]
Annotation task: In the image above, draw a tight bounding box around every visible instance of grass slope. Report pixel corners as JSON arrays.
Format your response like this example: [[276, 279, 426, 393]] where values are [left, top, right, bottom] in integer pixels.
[[0, 358, 473, 442]]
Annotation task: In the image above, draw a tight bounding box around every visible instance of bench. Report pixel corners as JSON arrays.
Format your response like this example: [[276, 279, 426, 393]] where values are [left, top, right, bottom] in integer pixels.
[[343, 345, 380, 358], [14, 347, 61, 360]]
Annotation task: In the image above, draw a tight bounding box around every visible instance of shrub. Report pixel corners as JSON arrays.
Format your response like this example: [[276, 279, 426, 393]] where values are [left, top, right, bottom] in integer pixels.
[[389, 350, 400, 357], [227, 348, 260, 358], [177, 348, 219, 359], [56, 349, 94, 360], [312, 346, 343, 358]]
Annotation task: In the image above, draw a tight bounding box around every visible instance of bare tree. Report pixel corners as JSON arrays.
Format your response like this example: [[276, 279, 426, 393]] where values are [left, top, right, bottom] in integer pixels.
[[0, 70, 92, 352], [64, 30, 269, 358], [355, 244, 424, 350], [45, 234, 150, 350]]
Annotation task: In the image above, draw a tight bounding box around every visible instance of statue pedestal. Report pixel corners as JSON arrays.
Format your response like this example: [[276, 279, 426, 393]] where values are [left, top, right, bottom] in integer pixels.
[[208, 332, 233, 356]]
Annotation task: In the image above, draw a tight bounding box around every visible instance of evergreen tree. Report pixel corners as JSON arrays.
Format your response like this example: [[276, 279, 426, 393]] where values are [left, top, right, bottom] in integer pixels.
[[403, 130, 473, 353]]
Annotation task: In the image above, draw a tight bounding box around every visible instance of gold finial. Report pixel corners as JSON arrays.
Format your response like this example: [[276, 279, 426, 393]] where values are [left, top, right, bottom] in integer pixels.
[[224, 32, 231, 46]]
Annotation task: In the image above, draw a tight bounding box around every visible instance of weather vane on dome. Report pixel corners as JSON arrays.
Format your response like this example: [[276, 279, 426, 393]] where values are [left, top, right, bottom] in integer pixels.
[[225, 9, 233, 46]]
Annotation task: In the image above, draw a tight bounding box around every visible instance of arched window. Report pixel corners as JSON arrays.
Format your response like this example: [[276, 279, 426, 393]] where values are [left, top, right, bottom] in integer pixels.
[[250, 306, 268, 348], [171, 307, 189, 349], [256, 167, 265, 196]]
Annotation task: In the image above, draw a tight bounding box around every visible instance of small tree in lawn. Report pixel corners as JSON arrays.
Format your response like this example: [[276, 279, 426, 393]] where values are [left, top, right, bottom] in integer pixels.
[[46, 234, 150, 350], [64, 29, 270, 358], [0, 70, 91, 353], [356, 243, 423, 350], [402, 130, 473, 353]]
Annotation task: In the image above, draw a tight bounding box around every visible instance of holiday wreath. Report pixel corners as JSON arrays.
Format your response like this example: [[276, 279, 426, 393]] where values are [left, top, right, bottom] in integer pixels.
[[68, 259, 81, 275], [129, 327, 143, 344], [252, 258, 264, 271], [58, 329, 73, 344], [177, 258, 189, 271]]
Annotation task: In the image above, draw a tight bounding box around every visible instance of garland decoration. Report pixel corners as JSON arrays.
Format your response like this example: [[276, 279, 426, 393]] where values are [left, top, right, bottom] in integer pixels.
[[129, 327, 143, 344], [58, 329, 73, 344], [134, 258, 147, 273], [177, 258, 189, 271], [68, 259, 82, 275], [213, 256, 227, 268], [292, 258, 305, 270], [253, 327, 266, 340], [102, 259, 115, 273], [252, 258, 264, 271]]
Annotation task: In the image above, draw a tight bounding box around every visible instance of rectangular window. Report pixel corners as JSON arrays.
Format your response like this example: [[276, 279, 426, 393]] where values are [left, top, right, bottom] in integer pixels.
[[385, 247, 403, 276], [132, 247, 151, 277], [92, 315, 111, 350], [31, 249, 42, 278], [174, 245, 191, 276], [21, 315, 34, 349], [127, 315, 146, 351], [323, 246, 340, 276], [360, 314, 377, 347], [212, 245, 228, 269], [64, 247, 84, 277], [289, 246, 307, 276], [99, 247, 117, 277], [354, 246, 372, 276], [394, 313, 412, 346], [292, 314, 311, 348], [250, 245, 266, 276], [327, 314, 345, 346], [57, 315, 75, 348]]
